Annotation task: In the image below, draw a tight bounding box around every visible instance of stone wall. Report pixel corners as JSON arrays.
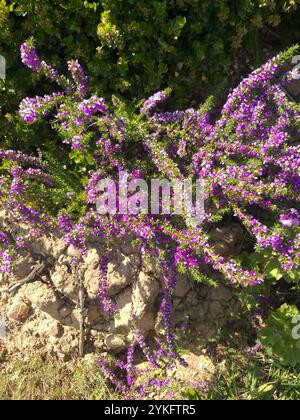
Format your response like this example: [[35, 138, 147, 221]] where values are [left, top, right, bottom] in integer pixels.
[[0, 220, 243, 358]]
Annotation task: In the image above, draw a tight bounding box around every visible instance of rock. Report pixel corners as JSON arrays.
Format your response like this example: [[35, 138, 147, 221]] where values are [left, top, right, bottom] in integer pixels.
[[175, 353, 216, 384], [135, 312, 156, 336], [23, 282, 67, 323], [30, 237, 53, 257], [105, 334, 127, 352], [198, 286, 209, 299], [1, 210, 239, 355], [174, 275, 192, 298], [173, 298, 182, 311], [119, 239, 141, 257], [107, 252, 138, 295], [84, 268, 99, 298], [67, 245, 78, 257], [8, 298, 32, 322], [132, 272, 160, 319], [209, 286, 232, 302], [195, 322, 217, 339], [114, 288, 132, 334], [113, 276, 158, 337], [49, 322, 64, 338], [208, 300, 224, 317], [84, 248, 99, 267], [195, 301, 209, 320], [210, 223, 244, 257], [52, 236, 68, 259], [191, 355, 216, 379], [284, 79, 300, 98], [0, 314, 6, 338], [87, 304, 101, 325], [142, 255, 160, 275], [58, 305, 73, 320], [13, 256, 34, 279], [131, 271, 159, 335], [65, 309, 81, 330]]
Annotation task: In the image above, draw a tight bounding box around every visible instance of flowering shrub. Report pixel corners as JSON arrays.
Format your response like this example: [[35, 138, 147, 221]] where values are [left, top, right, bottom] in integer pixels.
[[1, 40, 299, 396]]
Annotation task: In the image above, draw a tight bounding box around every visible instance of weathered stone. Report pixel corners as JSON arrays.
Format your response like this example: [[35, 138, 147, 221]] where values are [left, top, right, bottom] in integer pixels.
[[174, 275, 192, 298], [208, 300, 224, 317], [107, 253, 137, 295], [209, 286, 232, 302], [48, 322, 64, 338], [84, 248, 99, 267], [13, 256, 34, 279], [84, 268, 99, 298], [58, 305, 73, 320], [87, 304, 101, 325], [0, 314, 6, 338], [30, 237, 53, 257], [2, 210, 238, 355], [195, 301, 209, 320], [210, 223, 244, 257], [23, 282, 64, 322], [119, 239, 141, 257], [8, 298, 32, 322], [132, 272, 160, 319], [114, 288, 132, 334], [135, 312, 156, 336], [67, 245, 78, 258], [105, 334, 127, 352], [52, 237, 68, 259], [173, 297, 182, 311], [284, 79, 300, 98], [174, 353, 216, 384]]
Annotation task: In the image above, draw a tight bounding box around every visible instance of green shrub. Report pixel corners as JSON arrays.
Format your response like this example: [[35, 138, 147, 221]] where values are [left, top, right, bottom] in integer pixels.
[[0, 0, 100, 149], [95, 0, 300, 101], [0, 1, 299, 149], [1, 1, 299, 104], [260, 304, 300, 368]]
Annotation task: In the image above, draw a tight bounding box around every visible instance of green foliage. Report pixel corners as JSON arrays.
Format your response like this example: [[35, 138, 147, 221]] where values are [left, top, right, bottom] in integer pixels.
[[234, 248, 300, 286], [95, 1, 300, 102], [0, 1, 299, 129], [207, 349, 300, 400], [260, 304, 300, 368]]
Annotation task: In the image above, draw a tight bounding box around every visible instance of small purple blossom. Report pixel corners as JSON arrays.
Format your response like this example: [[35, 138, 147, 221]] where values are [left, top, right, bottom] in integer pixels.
[[141, 90, 170, 115], [280, 209, 300, 228]]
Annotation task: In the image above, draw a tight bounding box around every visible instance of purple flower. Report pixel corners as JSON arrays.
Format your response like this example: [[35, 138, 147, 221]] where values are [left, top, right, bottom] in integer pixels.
[[20, 43, 42, 73], [141, 90, 170, 115], [280, 209, 300, 228]]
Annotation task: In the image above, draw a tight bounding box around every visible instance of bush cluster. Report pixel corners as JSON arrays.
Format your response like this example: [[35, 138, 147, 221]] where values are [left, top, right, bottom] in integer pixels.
[[0, 42, 299, 393], [1, 1, 299, 150], [1, 1, 299, 110]]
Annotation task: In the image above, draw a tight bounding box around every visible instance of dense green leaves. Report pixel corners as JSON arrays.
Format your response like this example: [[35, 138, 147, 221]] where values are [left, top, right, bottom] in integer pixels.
[[260, 304, 300, 367]]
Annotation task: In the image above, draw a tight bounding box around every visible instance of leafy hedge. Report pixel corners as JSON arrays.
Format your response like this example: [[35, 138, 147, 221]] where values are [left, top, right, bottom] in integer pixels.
[[95, 0, 300, 100], [0, 1, 299, 112], [0, 0, 100, 149], [0, 0, 298, 155]]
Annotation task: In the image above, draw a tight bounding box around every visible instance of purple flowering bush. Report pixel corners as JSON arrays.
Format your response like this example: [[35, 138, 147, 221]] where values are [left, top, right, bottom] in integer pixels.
[[1, 40, 300, 396]]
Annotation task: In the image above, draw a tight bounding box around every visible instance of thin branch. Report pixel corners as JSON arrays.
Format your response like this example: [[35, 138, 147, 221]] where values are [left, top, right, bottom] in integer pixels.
[[8, 259, 51, 294], [77, 267, 87, 358]]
